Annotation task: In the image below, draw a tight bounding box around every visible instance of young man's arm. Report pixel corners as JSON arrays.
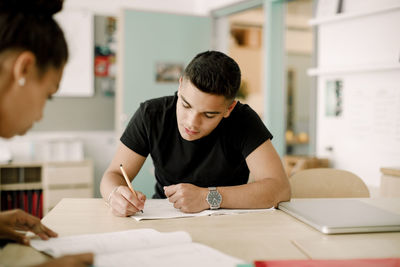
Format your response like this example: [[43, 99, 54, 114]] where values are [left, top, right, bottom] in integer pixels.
[[164, 140, 291, 212], [100, 142, 147, 216]]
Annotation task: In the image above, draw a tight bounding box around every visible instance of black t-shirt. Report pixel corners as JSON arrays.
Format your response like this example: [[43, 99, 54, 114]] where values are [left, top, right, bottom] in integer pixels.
[[121, 93, 273, 198]]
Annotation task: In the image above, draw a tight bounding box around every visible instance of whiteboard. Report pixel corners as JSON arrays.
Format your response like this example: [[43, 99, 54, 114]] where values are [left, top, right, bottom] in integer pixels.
[[54, 10, 94, 97], [316, 72, 400, 187]]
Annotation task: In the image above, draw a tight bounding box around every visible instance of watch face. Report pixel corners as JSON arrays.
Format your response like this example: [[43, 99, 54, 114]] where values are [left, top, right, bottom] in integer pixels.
[[207, 190, 222, 207]]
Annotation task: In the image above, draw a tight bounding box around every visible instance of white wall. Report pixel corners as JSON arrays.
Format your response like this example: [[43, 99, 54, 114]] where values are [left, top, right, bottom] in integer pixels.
[[63, 0, 242, 16], [313, 0, 400, 190]]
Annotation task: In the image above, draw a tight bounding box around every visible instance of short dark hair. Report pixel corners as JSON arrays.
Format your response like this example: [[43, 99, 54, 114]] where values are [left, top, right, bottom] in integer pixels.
[[183, 51, 241, 100], [0, 0, 68, 72]]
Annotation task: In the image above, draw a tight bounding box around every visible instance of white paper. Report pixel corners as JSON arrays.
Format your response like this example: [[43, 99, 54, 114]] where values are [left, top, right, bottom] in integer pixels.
[[95, 243, 244, 267], [132, 199, 275, 221], [31, 228, 244, 267], [30, 228, 191, 257]]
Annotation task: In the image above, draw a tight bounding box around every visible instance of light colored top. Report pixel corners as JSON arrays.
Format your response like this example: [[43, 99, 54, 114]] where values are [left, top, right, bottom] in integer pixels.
[[0, 198, 400, 266]]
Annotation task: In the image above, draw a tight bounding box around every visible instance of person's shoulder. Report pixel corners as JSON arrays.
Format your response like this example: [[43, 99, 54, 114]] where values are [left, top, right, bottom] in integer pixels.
[[229, 101, 260, 121]]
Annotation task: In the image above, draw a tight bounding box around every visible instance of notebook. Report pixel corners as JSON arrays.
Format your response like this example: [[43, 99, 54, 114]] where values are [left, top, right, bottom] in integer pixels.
[[278, 199, 400, 234], [131, 199, 274, 221]]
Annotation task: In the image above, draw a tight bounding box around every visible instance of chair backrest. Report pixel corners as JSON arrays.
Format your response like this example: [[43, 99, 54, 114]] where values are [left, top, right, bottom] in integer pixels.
[[289, 168, 370, 198]]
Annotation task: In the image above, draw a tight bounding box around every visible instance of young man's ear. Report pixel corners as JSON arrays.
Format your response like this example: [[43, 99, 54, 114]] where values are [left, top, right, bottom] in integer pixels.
[[178, 76, 183, 89], [13, 51, 36, 86], [223, 100, 237, 118]]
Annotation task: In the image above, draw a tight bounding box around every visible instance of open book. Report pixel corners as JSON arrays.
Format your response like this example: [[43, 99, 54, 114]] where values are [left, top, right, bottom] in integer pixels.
[[30, 228, 244, 267], [132, 199, 274, 221]]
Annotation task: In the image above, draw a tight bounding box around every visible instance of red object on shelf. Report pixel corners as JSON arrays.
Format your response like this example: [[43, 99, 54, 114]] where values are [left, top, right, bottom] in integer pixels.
[[38, 191, 43, 218], [32, 191, 38, 216], [23, 191, 28, 213], [94, 55, 110, 77]]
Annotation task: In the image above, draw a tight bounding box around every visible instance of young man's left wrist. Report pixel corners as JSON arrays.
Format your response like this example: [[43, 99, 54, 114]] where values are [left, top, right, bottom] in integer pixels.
[[203, 187, 210, 210]]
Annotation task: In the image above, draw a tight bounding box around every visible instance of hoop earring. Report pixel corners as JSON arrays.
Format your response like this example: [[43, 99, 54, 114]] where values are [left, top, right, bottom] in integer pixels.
[[18, 77, 26, 86]]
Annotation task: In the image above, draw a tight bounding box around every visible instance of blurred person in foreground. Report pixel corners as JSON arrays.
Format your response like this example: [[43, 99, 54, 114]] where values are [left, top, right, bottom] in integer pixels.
[[0, 0, 93, 266]]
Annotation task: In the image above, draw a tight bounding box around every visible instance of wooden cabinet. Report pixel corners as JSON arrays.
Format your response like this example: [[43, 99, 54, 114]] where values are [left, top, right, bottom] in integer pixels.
[[0, 160, 93, 216]]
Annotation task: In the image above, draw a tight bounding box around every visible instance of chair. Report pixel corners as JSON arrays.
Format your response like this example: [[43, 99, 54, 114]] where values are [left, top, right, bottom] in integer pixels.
[[289, 168, 370, 198]]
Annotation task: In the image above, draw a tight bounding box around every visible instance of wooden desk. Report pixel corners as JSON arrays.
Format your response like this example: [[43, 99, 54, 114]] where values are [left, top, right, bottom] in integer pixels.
[[1, 198, 399, 266]]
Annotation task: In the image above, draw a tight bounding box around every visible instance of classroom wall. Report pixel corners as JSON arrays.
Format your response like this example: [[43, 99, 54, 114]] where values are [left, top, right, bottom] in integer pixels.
[[32, 86, 115, 131], [313, 0, 400, 188], [63, 0, 243, 16]]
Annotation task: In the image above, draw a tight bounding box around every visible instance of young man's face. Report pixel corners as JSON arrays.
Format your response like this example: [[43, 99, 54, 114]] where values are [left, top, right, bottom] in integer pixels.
[[176, 77, 236, 141]]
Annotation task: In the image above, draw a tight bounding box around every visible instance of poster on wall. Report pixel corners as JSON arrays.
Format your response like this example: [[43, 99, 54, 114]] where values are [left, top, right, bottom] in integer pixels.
[[54, 10, 94, 97], [325, 79, 343, 117], [155, 63, 183, 83]]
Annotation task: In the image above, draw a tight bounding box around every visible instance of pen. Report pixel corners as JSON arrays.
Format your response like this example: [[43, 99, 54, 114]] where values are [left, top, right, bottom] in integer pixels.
[[119, 164, 143, 213]]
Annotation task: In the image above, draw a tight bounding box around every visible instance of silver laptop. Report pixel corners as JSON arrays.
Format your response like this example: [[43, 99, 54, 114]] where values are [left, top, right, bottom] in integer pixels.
[[278, 199, 400, 234]]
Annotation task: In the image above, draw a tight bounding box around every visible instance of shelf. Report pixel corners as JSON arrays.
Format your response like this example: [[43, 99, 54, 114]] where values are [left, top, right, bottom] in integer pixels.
[[309, 5, 400, 26], [48, 183, 93, 190], [286, 141, 309, 146], [0, 160, 93, 217], [0, 162, 42, 168], [0, 182, 42, 191], [307, 64, 400, 76]]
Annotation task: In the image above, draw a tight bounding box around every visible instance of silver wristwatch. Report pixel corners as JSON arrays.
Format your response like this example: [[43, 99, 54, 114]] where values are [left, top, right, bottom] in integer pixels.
[[206, 187, 222, 210]]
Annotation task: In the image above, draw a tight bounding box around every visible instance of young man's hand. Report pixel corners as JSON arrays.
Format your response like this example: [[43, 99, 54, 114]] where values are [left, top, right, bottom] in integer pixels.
[[35, 253, 94, 267], [164, 183, 209, 213], [108, 185, 146, 216], [0, 209, 57, 245]]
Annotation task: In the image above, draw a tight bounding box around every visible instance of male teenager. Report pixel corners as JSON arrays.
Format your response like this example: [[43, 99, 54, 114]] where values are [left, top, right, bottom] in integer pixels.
[[100, 51, 290, 216]]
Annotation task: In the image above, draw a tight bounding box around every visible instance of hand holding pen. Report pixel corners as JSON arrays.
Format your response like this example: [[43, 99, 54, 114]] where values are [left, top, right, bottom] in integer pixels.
[[119, 164, 144, 213], [106, 164, 146, 217]]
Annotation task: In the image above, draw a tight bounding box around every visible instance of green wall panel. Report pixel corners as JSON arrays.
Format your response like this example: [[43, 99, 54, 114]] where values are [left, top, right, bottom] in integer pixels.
[[122, 10, 211, 197]]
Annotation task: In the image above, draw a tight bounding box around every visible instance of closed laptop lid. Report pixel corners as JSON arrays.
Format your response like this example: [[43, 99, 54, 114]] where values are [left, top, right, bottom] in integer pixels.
[[278, 199, 400, 234]]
